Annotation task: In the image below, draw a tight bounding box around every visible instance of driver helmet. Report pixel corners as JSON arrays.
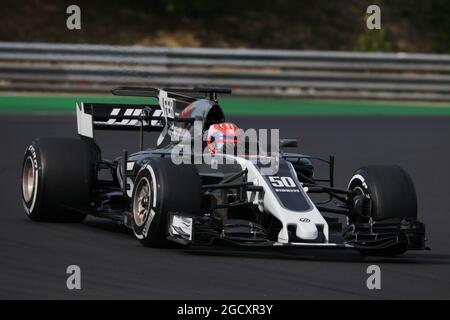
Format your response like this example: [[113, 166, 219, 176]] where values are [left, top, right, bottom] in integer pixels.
[[207, 122, 241, 154]]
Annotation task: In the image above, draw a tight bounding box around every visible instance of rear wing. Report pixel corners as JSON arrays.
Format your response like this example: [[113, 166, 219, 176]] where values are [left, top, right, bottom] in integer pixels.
[[77, 87, 192, 138], [76, 86, 231, 148]]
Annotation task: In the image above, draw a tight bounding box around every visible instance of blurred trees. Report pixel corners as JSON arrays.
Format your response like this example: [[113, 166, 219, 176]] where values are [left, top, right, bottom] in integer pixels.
[[0, 0, 448, 53]]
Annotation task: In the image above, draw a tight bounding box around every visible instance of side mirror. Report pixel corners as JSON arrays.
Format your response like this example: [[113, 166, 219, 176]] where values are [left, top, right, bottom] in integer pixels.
[[280, 139, 298, 148]]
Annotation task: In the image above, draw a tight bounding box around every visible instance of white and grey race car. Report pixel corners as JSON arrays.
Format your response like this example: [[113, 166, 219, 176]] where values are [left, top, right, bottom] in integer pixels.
[[21, 87, 427, 256]]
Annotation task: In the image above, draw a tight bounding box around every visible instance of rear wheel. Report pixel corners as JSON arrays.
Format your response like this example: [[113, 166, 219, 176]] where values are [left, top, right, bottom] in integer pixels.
[[21, 137, 97, 222]]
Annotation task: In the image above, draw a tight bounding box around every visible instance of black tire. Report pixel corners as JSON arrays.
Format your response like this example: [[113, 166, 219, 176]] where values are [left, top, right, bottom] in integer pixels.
[[131, 158, 202, 247], [347, 165, 417, 256], [21, 137, 97, 222], [348, 165, 417, 222]]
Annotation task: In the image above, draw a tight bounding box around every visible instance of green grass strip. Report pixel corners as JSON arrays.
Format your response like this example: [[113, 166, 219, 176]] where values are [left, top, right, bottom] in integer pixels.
[[0, 95, 450, 116], [221, 98, 450, 116]]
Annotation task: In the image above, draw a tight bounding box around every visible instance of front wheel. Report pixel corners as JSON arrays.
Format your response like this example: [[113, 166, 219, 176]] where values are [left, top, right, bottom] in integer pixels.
[[348, 165, 417, 223], [131, 158, 202, 247], [346, 165, 424, 256]]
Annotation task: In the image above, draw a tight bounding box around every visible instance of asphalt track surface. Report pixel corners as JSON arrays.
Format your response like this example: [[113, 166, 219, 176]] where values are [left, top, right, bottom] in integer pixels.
[[1, 114, 450, 299]]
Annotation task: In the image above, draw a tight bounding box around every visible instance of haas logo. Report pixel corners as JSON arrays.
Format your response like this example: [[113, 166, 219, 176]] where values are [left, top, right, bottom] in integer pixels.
[[107, 108, 142, 125]]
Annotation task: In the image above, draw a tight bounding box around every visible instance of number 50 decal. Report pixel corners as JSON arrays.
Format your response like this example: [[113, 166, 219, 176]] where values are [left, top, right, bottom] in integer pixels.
[[269, 176, 296, 188]]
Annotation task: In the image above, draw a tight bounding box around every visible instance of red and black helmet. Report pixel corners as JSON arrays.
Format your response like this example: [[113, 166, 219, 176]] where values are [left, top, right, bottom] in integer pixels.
[[207, 122, 241, 154]]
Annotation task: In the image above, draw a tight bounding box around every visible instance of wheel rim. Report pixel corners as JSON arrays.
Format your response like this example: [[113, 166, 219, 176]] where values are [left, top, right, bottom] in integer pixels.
[[133, 177, 152, 227], [352, 186, 366, 197], [22, 156, 35, 202], [349, 181, 372, 222]]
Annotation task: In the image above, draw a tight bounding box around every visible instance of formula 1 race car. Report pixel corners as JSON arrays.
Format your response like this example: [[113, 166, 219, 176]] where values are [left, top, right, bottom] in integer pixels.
[[21, 87, 427, 256]]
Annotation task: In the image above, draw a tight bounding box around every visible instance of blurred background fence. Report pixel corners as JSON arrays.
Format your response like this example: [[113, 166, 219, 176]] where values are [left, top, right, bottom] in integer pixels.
[[1, 42, 450, 102]]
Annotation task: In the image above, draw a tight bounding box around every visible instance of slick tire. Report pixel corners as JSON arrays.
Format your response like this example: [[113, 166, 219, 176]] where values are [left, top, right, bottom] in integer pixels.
[[347, 165, 418, 256], [21, 137, 97, 222], [348, 165, 417, 222], [131, 158, 202, 247]]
